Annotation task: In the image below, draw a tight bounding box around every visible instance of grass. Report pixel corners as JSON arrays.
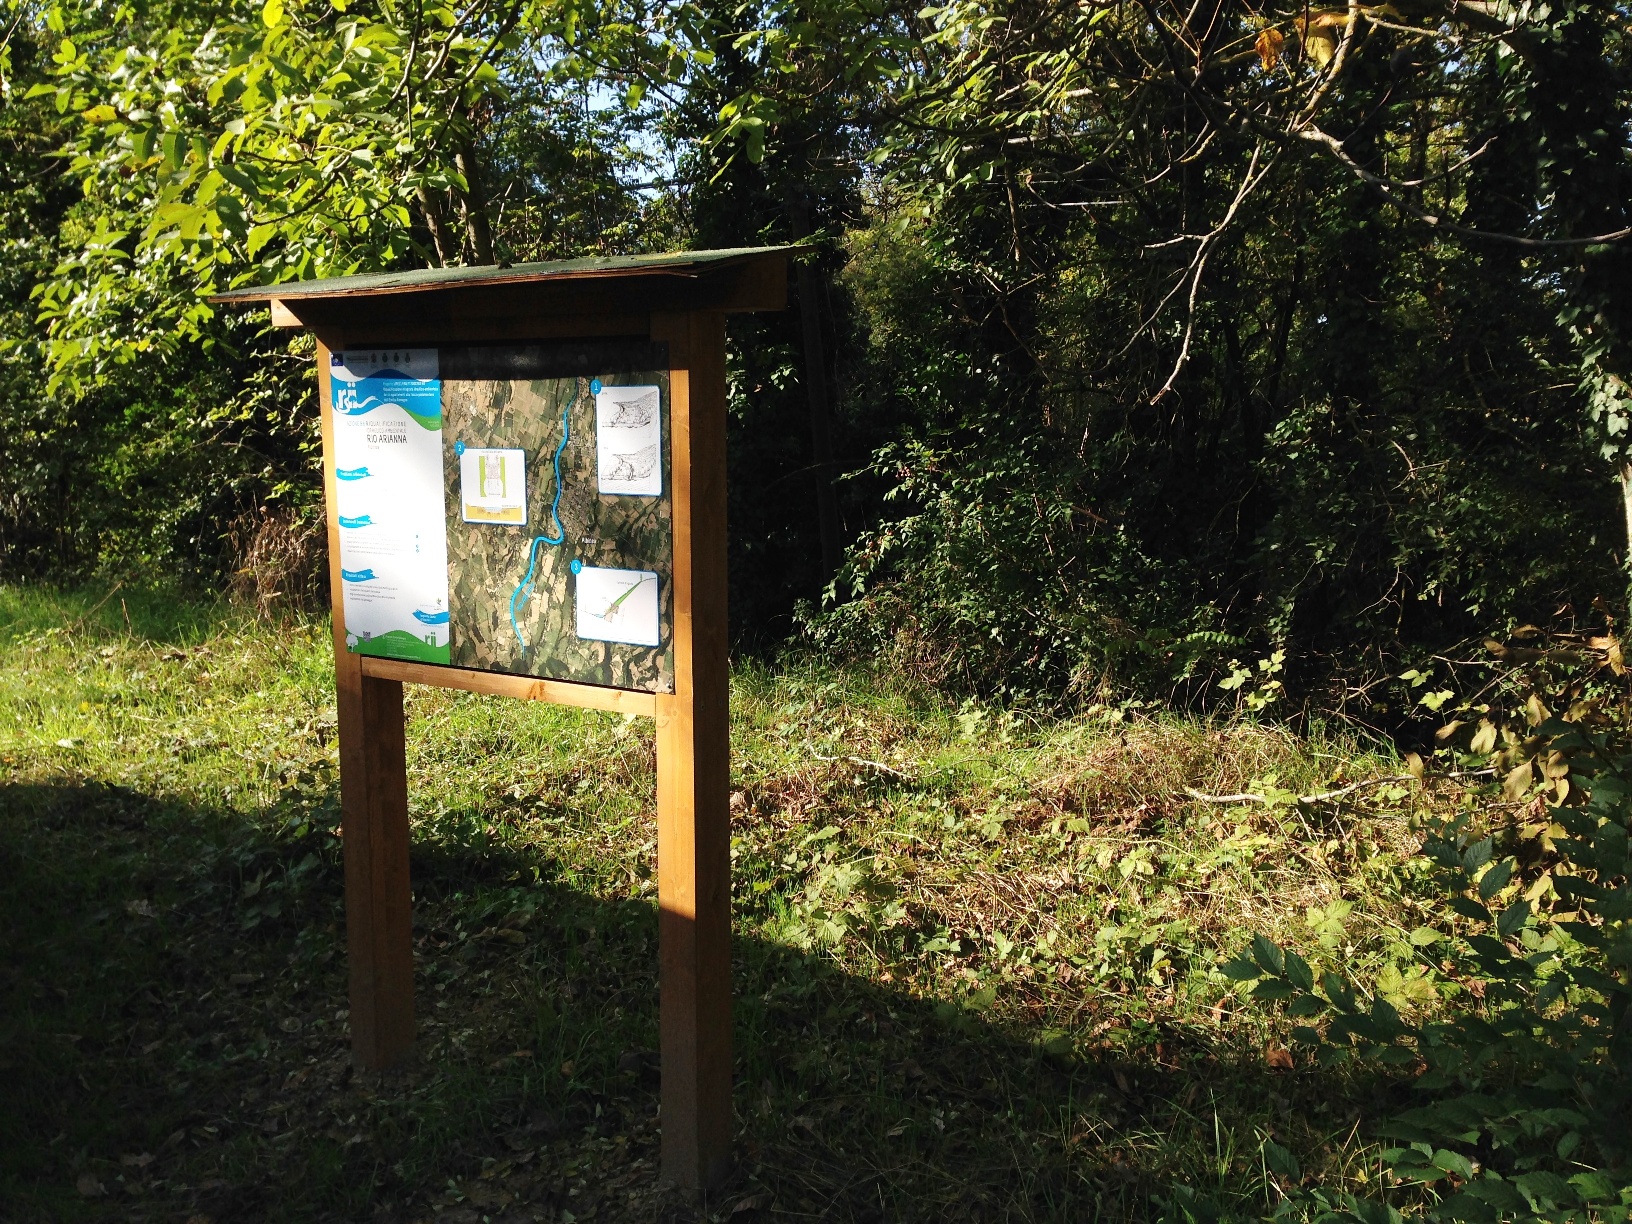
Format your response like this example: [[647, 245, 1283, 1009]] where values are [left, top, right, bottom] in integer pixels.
[[0, 583, 1455, 1222]]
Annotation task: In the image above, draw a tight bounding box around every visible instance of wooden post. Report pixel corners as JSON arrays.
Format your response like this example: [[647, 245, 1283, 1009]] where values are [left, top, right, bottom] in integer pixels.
[[650, 311, 734, 1189], [317, 344, 418, 1069]]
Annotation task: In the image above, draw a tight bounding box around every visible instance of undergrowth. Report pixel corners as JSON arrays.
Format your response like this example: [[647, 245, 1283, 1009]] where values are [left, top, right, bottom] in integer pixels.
[[0, 584, 1488, 1222]]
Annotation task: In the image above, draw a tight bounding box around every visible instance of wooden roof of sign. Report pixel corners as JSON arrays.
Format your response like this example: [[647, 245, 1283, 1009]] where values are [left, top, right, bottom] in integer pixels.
[[210, 246, 790, 343]]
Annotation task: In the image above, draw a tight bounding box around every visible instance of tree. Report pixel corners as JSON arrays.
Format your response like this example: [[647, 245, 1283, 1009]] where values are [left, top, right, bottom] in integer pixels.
[[679, 0, 1630, 701]]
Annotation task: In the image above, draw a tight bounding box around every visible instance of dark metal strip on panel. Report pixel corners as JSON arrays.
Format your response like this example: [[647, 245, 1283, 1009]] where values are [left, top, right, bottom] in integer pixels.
[[439, 340, 670, 380]]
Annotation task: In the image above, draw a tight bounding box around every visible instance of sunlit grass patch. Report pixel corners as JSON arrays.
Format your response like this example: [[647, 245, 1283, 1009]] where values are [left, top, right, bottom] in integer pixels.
[[0, 584, 1451, 1221]]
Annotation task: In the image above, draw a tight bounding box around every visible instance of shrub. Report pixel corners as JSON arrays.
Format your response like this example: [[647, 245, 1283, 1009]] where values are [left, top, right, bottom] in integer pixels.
[[1227, 647, 1632, 1222]]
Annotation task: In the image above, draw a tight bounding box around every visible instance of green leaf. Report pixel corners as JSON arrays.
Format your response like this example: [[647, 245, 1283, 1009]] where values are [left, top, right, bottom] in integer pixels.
[[1322, 972, 1359, 1013], [1368, 996, 1405, 1037], [1462, 838, 1494, 872], [1035, 1029, 1073, 1056], [1220, 953, 1260, 981], [1349, 1198, 1406, 1224], [1514, 1170, 1576, 1207], [1569, 1171, 1615, 1203], [1430, 1148, 1475, 1179], [1495, 898, 1530, 937], [1288, 994, 1326, 1017], [1433, 1192, 1496, 1220], [216, 163, 261, 198], [1251, 934, 1284, 976], [245, 224, 277, 259], [1261, 1139, 1300, 1180], [1478, 859, 1514, 900], [1449, 896, 1491, 923], [1283, 948, 1314, 991], [1466, 1176, 1527, 1211]]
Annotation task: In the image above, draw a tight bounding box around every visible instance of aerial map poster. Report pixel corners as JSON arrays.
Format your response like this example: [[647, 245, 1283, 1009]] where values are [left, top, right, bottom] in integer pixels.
[[329, 341, 675, 694]]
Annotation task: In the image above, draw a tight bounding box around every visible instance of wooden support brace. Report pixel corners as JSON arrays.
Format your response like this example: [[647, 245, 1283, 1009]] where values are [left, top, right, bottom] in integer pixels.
[[651, 311, 734, 1190]]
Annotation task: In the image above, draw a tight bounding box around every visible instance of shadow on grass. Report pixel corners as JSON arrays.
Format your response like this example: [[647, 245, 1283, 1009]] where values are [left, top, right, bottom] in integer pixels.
[[0, 780, 1402, 1224]]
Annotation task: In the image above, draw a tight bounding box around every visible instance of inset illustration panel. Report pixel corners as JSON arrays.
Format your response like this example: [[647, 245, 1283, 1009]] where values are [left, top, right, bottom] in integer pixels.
[[596, 385, 662, 496], [575, 566, 661, 646]]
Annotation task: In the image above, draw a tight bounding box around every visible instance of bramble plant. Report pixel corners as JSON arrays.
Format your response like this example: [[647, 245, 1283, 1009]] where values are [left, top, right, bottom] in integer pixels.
[[1226, 642, 1632, 1222]]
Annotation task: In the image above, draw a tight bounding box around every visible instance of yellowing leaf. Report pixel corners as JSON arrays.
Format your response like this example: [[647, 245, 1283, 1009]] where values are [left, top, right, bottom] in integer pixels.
[[1255, 27, 1285, 71], [1502, 759, 1534, 801], [1296, 11, 1344, 67], [80, 105, 119, 123], [1485, 638, 1547, 664], [1522, 871, 1554, 903], [262, 0, 286, 27], [1434, 719, 1466, 744], [1377, 962, 1436, 1010]]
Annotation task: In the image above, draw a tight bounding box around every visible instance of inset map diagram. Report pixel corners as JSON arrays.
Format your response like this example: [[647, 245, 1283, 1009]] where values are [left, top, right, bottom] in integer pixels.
[[459, 447, 528, 524], [575, 566, 661, 647], [597, 384, 662, 496]]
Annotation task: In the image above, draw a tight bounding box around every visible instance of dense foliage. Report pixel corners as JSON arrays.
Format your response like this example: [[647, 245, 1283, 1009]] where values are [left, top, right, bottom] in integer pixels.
[[1227, 642, 1632, 1222], [4, 5, 1632, 1220], [2, 0, 1630, 700]]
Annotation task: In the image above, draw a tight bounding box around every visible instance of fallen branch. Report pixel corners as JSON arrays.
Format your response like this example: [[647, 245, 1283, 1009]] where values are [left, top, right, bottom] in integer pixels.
[[813, 753, 914, 781], [1184, 774, 1415, 806]]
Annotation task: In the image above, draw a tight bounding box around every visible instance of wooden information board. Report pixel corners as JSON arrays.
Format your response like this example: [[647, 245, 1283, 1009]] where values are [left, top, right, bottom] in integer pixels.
[[329, 341, 676, 689], [213, 249, 788, 1190]]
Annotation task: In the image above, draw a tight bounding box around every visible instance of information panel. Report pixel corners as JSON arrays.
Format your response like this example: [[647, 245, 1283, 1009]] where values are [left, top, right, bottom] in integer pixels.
[[330, 349, 452, 664], [330, 341, 674, 693]]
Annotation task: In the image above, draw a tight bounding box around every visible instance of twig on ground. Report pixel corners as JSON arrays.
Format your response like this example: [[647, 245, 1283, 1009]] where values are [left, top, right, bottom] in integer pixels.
[[813, 753, 914, 780], [1184, 774, 1415, 806], [65, 580, 125, 636]]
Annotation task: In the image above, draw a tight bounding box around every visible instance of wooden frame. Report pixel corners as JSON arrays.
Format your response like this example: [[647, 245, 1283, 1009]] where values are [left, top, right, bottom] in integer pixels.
[[220, 249, 787, 1191]]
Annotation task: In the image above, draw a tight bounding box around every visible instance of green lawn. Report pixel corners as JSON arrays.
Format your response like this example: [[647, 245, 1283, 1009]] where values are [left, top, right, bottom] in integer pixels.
[[0, 585, 1445, 1222]]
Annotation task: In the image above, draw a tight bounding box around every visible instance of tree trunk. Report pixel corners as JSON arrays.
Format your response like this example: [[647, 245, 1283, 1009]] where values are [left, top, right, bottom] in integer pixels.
[[417, 186, 457, 268], [788, 189, 842, 587], [1620, 460, 1632, 580], [455, 143, 496, 266]]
